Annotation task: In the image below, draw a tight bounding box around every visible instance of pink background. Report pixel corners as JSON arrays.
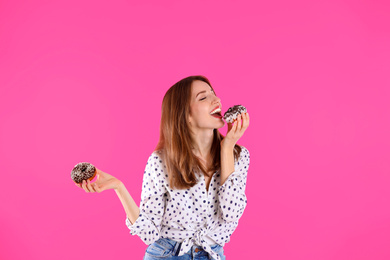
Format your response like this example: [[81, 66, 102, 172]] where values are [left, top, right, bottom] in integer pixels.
[[1, 0, 389, 259]]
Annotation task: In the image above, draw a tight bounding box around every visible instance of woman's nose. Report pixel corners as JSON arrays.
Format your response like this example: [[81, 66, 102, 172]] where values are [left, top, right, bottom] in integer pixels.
[[213, 96, 221, 104]]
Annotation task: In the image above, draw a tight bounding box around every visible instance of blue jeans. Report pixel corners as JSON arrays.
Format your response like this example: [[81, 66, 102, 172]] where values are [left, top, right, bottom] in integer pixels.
[[143, 237, 226, 260]]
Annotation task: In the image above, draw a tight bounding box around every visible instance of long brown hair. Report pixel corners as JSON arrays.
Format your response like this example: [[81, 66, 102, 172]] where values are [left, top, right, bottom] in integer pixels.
[[155, 75, 242, 190]]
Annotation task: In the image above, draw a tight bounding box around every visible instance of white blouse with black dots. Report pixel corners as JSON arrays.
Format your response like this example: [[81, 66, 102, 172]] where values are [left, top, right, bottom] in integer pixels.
[[126, 146, 250, 260]]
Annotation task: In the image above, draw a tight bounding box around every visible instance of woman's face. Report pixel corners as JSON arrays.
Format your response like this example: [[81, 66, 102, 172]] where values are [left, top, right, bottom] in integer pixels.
[[188, 80, 225, 131]]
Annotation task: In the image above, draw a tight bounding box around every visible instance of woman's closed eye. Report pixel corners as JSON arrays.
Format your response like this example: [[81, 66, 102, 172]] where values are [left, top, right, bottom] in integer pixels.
[[199, 91, 216, 101]]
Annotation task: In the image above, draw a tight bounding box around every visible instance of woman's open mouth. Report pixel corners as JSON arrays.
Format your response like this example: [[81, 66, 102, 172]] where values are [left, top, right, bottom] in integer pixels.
[[211, 112, 223, 119], [210, 107, 223, 119]]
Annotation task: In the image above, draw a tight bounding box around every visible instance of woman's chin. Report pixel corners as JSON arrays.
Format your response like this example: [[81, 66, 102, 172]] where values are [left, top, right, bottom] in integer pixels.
[[216, 121, 226, 128]]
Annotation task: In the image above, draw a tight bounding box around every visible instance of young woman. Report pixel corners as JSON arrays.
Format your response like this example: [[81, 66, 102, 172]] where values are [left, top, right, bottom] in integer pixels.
[[76, 75, 250, 260]]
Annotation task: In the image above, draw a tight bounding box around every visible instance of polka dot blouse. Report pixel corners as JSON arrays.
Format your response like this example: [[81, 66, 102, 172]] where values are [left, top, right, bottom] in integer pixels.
[[126, 146, 250, 260]]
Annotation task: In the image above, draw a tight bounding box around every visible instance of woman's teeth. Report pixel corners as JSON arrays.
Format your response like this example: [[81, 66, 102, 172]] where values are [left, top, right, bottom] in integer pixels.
[[210, 107, 221, 114]]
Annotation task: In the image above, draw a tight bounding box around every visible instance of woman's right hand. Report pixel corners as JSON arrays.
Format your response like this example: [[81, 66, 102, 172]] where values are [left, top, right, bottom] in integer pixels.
[[75, 168, 122, 193]]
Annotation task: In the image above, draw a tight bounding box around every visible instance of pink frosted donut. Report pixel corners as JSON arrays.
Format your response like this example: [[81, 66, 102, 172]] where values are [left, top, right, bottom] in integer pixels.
[[71, 162, 96, 184], [223, 105, 247, 123]]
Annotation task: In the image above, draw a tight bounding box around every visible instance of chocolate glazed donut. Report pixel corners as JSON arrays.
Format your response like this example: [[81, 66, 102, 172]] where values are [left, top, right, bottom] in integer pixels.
[[223, 105, 247, 123], [71, 162, 97, 184]]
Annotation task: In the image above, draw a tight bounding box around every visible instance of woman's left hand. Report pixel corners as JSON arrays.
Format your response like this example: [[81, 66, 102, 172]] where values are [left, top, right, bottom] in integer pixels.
[[221, 112, 250, 149]]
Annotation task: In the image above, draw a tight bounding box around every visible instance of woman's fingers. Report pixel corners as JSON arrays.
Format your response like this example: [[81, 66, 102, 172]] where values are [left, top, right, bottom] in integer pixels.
[[227, 122, 233, 132], [74, 173, 103, 193], [93, 183, 101, 193], [226, 117, 239, 138], [242, 112, 249, 130], [237, 114, 242, 129], [231, 119, 238, 134], [81, 179, 92, 193], [75, 179, 99, 193], [232, 113, 249, 135], [86, 179, 96, 192], [234, 114, 243, 133], [238, 113, 248, 129], [81, 179, 87, 191]]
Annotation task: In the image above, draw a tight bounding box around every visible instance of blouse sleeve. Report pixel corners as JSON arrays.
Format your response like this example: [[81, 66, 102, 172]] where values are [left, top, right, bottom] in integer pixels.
[[217, 146, 250, 222], [125, 152, 167, 245]]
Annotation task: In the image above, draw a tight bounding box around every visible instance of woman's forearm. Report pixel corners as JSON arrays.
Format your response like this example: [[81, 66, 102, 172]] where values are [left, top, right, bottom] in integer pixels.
[[114, 182, 140, 225], [220, 146, 235, 186]]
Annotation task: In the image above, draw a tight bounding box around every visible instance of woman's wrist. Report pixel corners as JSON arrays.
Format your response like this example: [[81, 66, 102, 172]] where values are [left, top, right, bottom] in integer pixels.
[[114, 179, 124, 191], [221, 141, 235, 153]]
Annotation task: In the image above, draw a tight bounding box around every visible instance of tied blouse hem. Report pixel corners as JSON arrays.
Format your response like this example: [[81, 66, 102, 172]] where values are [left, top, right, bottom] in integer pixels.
[[125, 146, 250, 258]]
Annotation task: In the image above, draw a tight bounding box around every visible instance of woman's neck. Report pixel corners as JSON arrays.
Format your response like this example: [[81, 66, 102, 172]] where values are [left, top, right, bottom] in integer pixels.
[[191, 130, 213, 159]]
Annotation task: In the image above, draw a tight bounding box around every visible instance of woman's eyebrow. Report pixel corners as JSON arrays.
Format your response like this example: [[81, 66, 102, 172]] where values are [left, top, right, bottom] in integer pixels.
[[196, 89, 214, 97]]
